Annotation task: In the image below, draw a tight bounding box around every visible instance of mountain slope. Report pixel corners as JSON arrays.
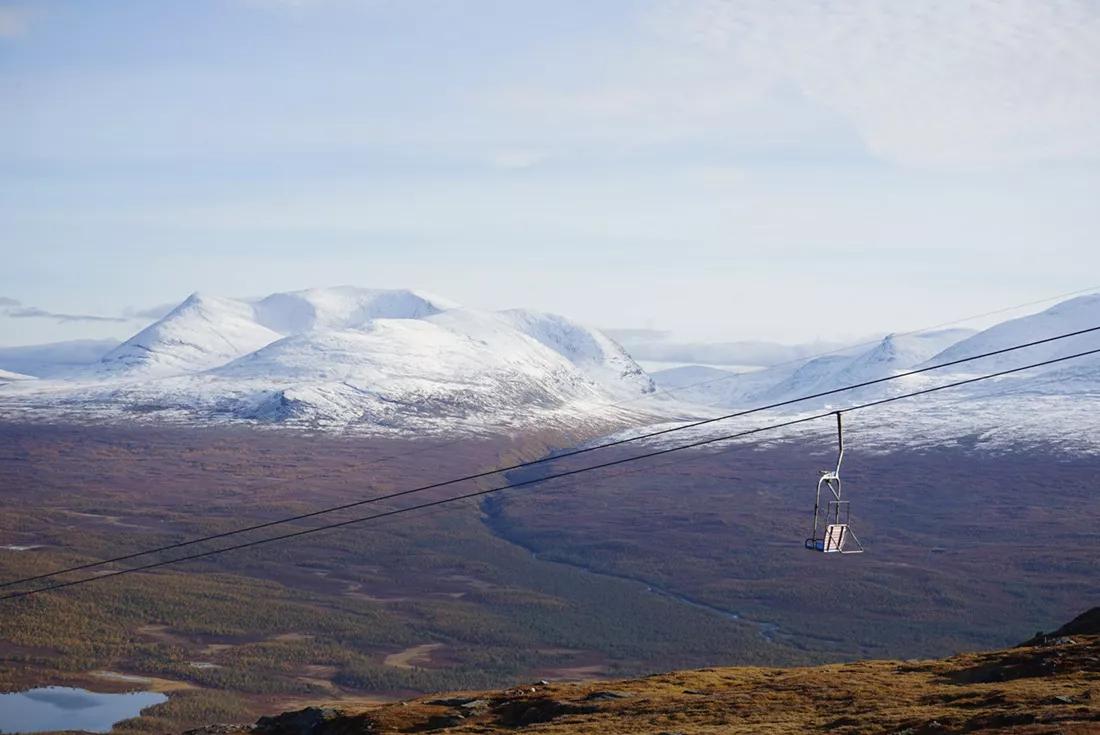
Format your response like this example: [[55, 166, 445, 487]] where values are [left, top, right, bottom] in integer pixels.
[[752, 328, 976, 405], [497, 309, 655, 396], [183, 610, 1100, 734], [647, 330, 974, 410], [926, 293, 1100, 373], [99, 293, 282, 377], [205, 311, 630, 426]]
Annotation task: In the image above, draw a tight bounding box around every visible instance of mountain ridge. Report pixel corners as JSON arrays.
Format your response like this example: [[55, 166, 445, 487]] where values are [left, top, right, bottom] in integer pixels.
[[0, 286, 657, 434], [2, 289, 1098, 449]]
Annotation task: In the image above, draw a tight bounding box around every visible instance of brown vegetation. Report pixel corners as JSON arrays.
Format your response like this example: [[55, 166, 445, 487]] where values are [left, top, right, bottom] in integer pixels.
[[187, 620, 1100, 733]]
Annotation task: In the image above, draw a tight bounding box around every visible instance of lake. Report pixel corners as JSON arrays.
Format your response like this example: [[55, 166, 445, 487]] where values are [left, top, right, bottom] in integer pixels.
[[0, 687, 167, 734]]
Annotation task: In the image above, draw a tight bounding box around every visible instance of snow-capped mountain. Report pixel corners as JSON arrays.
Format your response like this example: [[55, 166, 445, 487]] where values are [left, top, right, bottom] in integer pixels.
[[97, 287, 462, 379], [653, 328, 976, 409], [923, 294, 1100, 372], [753, 328, 977, 404], [99, 293, 283, 376], [0, 287, 656, 434], [642, 296, 1100, 455], [2, 288, 1097, 449], [498, 309, 653, 395]]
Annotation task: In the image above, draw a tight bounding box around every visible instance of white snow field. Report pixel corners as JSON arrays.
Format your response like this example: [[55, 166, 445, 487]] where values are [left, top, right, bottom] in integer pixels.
[[1, 289, 1097, 450]]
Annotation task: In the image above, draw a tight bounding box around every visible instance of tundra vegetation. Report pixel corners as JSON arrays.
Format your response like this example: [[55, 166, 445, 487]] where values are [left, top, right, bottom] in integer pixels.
[[0, 423, 1095, 731]]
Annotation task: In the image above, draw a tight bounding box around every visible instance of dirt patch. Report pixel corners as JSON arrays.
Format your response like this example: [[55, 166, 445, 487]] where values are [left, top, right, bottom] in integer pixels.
[[445, 574, 498, 591], [535, 663, 608, 680], [201, 642, 234, 655], [383, 643, 445, 669], [137, 624, 191, 647], [90, 670, 193, 692], [297, 663, 340, 691]]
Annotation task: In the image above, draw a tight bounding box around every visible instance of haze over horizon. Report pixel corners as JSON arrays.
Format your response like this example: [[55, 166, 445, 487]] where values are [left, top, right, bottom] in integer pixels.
[[3, 0, 1100, 347]]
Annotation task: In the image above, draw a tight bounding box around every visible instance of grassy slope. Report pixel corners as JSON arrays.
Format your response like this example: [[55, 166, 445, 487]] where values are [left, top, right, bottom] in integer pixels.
[[187, 622, 1100, 734]]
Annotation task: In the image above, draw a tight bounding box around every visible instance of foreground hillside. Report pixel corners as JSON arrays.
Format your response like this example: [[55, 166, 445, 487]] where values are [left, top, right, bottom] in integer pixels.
[[186, 610, 1100, 734]]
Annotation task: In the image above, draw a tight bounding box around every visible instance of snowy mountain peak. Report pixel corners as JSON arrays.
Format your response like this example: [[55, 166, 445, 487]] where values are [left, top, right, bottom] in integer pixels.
[[252, 286, 457, 335], [850, 328, 977, 374], [10, 286, 656, 433], [499, 309, 656, 395], [3, 290, 1099, 446], [99, 293, 281, 377]]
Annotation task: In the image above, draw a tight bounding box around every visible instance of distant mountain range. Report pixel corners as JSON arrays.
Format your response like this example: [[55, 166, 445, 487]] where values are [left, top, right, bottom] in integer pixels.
[[0, 339, 121, 378], [637, 293, 1100, 454], [0, 287, 655, 433], [1, 289, 1097, 447], [650, 294, 1100, 410]]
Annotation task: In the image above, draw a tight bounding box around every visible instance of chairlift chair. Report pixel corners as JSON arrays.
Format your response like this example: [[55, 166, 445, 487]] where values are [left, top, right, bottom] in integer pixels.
[[805, 412, 864, 554]]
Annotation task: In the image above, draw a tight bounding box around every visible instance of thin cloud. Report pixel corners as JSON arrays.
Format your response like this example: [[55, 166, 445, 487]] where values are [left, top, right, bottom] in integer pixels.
[[1, 297, 174, 324], [4, 306, 129, 324], [649, 0, 1100, 169]]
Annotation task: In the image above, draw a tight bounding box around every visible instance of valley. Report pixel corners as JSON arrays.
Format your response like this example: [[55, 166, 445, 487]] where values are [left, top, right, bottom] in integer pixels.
[[1, 419, 1095, 732], [0, 423, 801, 732], [0, 289, 1098, 732], [6, 2, 1099, 731], [489, 438, 1100, 660]]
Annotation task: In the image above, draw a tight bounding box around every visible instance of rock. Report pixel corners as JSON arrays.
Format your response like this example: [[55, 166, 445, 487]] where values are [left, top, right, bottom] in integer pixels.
[[1053, 694, 1076, 704], [253, 707, 339, 735], [494, 699, 599, 726], [426, 697, 474, 707], [584, 690, 633, 701], [424, 713, 465, 729]]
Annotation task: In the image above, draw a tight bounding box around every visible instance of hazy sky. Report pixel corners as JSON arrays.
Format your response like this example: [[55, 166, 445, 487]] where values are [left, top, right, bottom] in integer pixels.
[[2, 0, 1099, 347]]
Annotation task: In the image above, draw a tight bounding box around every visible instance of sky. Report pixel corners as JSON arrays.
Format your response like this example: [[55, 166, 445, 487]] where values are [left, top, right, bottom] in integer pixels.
[[2, 0, 1099, 348]]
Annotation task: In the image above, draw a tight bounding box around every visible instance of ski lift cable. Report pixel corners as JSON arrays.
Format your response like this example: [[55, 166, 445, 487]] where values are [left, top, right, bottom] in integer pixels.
[[3, 344, 1098, 603], [2, 322, 1098, 592]]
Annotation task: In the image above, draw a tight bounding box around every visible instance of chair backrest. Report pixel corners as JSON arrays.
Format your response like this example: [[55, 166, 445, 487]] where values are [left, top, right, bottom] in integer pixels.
[[823, 524, 846, 552]]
